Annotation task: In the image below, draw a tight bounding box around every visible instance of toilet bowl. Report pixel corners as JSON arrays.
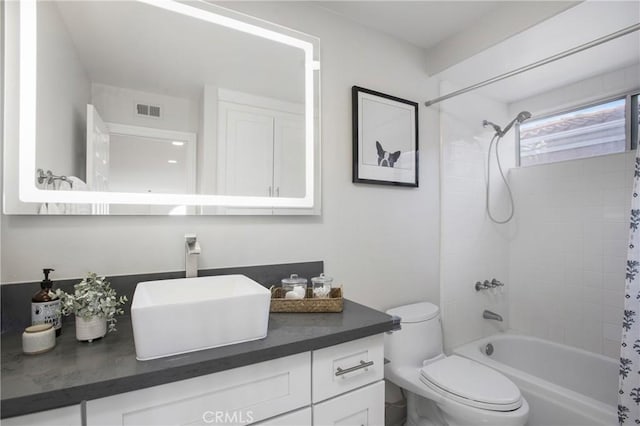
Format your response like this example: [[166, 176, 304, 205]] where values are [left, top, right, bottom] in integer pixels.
[[384, 302, 529, 426]]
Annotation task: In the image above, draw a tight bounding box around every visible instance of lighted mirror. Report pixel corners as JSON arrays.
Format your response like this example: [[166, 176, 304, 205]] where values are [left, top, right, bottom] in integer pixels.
[[3, 0, 320, 215]]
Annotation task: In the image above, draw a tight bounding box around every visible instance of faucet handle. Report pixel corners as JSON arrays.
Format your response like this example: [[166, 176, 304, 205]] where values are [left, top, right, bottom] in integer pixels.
[[185, 233, 197, 244], [490, 278, 504, 287], [475, 281, 489, 291]]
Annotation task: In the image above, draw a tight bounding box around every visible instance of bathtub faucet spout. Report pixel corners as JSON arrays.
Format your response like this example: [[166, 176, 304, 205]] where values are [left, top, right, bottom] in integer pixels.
[[483, 310, 503, 322]]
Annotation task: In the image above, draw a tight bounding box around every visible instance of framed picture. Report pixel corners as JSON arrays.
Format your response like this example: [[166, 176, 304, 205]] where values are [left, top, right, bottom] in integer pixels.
[[352, 86, 419, 187]]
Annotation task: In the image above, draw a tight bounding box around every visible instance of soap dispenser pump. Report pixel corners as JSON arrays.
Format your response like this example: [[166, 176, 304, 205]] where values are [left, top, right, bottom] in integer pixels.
[[32, 268, 62, 336]]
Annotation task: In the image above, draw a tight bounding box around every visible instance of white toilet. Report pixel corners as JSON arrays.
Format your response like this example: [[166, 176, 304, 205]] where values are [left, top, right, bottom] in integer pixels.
[[385, 302, 529, 426]]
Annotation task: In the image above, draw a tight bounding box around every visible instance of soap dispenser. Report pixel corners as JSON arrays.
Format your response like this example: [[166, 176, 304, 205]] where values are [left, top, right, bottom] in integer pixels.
[[32, 268, 62, 336]]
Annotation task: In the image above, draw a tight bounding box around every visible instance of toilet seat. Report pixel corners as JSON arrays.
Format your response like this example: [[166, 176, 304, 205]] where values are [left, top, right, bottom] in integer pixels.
[[420, 355, 523, 412]]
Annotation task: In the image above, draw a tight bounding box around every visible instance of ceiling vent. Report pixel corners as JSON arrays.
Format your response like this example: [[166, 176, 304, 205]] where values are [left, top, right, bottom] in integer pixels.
[[135, 103, 161, 119]]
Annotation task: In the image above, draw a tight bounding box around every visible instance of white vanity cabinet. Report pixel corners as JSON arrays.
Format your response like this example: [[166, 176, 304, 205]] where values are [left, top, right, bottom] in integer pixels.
[[1, 405, 81, 426], [254, 407, 312, 425], [5, 335, 384, 426], [87, 335, 384, 425], [86, 352, 311, 425], [311, 334, 385, 426], [313, 381, 385, 426]]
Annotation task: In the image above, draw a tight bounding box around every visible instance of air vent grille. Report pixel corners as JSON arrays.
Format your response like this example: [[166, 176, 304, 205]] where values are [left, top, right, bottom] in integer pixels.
[[149, 105, 161, 117], [135, 103, 161, 118]]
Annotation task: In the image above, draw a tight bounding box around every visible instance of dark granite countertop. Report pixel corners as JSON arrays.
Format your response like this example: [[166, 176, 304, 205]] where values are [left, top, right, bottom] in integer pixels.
[[1, 299, 393, 418]]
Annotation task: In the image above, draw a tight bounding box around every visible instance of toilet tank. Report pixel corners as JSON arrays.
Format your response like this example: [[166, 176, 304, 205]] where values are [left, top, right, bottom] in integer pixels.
[[385, 302, 442, 368]]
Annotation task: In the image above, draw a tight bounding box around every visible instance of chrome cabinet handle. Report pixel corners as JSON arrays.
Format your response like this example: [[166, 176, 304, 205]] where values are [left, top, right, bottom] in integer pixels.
[[275, 187, 280, 197], [335, 360, 374, 377], [268, 186, 272, 197]]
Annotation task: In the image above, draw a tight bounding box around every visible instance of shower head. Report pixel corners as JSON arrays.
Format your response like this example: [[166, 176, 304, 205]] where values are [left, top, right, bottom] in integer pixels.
[[499, 110, 532, 137], [517, 111, 532, 122]]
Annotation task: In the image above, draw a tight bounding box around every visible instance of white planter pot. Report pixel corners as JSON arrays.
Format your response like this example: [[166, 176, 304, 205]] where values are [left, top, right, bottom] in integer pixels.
[[75, 316, 107, 342]]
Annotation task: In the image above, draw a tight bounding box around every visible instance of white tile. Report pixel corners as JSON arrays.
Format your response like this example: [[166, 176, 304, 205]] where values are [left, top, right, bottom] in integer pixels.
[[547, 326, 565, 344], [581, 189, 604, 208], [604, 256, 627, 274], [603, 189, 630, 211], [583, 221, 605, 241], [603, 206, 627, 223], [564, 319, 585, 348], [603, 305, 623, 325], [581, 323, 603, 354], [600, 171, 627, 190], [603, 290, 625, 309], [603, 322, 622, 341], [603, 240, 628, 261], [603, 222, 629, 242], [603, 338, 621, 359], [624, 152, 637, 171], [596, 153, 626, 173], [564, 267, 584, 287], [603, 271, 626, 291], [582, 302, 603, 323], [561, 298, 584, 323], [582, 273, 603, 289]]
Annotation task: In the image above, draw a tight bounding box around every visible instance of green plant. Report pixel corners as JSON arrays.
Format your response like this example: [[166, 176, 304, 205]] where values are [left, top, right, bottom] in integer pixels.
[[53, 273, 127, 332]]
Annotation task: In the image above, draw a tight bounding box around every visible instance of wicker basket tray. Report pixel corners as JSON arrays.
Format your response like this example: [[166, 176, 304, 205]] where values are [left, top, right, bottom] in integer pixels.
[[269, 286, 343, 313]]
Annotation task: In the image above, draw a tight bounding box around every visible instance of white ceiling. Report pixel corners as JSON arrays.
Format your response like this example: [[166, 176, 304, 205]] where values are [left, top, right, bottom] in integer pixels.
[[314, 1, 639, 104], [312, 1, 581, 74], [312, 1, 503, 50]]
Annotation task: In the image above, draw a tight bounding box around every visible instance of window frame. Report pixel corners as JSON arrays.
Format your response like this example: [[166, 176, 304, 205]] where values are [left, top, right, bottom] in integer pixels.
[[516, 89, 640, 167]]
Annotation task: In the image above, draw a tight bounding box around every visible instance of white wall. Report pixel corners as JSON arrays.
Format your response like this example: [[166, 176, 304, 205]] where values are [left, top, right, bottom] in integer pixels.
[[1, 2, 441, 313], [91, 83, 199, 133], [36, 2, 91, 181], [438, 80, 512, 352], [433, 0, 639, 355], [509, 152, 633, 358], [507, 65, 639, 358]]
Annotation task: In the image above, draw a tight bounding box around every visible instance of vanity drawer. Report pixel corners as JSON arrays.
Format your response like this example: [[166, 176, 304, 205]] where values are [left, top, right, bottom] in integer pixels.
[[253, 407, 311, 425], [312, 334, 383, 403], [86, 352, 311, 425], [313, 381, 384, 426]]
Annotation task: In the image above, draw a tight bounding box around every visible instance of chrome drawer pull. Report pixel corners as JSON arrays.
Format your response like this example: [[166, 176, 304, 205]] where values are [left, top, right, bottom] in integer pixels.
[[335, 360, 374, 377]]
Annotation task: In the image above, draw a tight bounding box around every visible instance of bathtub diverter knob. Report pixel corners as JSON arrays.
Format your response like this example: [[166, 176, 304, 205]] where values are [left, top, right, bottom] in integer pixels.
[[485, 343, 494, 356]]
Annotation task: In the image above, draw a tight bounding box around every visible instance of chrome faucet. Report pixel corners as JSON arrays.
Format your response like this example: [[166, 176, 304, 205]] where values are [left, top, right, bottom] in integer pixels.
[[185, 234, 201, 278], [483, 310, 503, 322]]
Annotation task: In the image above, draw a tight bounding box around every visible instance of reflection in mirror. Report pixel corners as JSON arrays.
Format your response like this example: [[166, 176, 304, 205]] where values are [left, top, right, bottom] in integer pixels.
[[3, 0, 320, 215]]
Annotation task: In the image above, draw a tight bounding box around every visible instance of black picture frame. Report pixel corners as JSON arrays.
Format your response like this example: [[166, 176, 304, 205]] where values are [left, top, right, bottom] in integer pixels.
[[352, 86, 419, 187]]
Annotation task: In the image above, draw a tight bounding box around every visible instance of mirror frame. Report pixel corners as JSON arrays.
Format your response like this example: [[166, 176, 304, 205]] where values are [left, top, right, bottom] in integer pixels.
[[14, 0, 318, 209]]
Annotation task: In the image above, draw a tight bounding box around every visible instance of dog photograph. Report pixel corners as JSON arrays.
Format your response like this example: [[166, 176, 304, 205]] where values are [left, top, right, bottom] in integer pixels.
[[352, 86, 419, 187]]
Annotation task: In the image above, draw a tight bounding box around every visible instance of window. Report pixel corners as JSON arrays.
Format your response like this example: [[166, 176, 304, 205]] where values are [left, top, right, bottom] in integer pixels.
[[518, 93, 639, 167]]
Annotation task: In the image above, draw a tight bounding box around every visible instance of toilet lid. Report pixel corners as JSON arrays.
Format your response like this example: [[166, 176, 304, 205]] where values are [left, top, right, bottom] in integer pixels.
[[420, 356, 522, 412], [386, 302, 439, 323]]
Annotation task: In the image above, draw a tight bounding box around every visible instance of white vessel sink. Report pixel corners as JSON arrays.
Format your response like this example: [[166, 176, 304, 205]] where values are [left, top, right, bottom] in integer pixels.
[[131, 274, 271, 361]]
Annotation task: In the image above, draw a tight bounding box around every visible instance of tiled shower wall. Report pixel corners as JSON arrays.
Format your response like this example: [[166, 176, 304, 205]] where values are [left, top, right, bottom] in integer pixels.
[[509, 152, 634, 357], [440, 81, 512, 352]]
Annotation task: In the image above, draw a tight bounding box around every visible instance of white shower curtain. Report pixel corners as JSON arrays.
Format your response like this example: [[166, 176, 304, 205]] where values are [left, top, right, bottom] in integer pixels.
[[619, 147, 640, 425]]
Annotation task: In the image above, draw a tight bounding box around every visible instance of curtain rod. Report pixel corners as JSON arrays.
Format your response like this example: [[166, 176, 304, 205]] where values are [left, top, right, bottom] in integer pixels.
[[424, 23, 640, 107]]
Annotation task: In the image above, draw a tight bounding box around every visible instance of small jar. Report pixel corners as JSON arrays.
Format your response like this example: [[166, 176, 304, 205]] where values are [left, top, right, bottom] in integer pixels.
[[311, 273, 333, 298], [22, 323, 56, 355], [281, 274, 307, 299]]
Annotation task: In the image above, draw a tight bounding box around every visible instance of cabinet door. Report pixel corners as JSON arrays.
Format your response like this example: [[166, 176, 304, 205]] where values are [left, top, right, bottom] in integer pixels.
[[2, 405, 81, 426], [312, 381, 384, 426], [86, 352, 311, 425], [273, 112, 305, 199], [219, 103, 274, 198], [254, 407, 312, 425], [312, 335, 384, 403]]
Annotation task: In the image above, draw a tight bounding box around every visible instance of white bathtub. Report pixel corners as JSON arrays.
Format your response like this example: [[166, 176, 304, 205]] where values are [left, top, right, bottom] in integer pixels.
[[454, 334, 618, 426]]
